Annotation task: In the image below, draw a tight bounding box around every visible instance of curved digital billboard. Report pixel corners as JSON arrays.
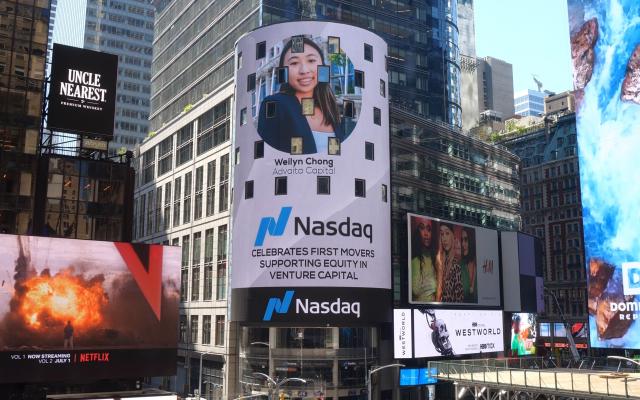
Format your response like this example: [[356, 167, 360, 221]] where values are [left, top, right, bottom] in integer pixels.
[[568, 0, 640, 348], [231, 22, 391, 324]]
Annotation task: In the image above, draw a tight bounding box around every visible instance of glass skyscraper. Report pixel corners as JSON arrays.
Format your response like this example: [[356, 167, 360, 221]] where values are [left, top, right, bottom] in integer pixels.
[[151, 0, 462, 131]]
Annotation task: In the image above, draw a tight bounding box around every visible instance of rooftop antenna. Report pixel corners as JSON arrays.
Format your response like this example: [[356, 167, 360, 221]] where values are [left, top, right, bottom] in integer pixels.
[[532, 74, 543, 92]]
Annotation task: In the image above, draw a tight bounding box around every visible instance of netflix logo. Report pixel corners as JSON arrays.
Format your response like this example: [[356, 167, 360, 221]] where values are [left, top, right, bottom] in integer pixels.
[[78, 352, 110, 363]]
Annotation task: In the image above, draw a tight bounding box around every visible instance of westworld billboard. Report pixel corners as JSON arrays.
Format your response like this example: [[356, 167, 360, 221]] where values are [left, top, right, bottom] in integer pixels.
[[48, 44, 118, 138], [0, 235, 180, 383], [231, 22, 391, 325], [568, 0, 640, 348]]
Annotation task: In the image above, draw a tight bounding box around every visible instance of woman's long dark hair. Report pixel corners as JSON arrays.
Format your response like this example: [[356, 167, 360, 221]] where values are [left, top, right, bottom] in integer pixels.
[[411, 219, 435, 261], [279, 37, 341, 129], [460, 227, 476, 264]]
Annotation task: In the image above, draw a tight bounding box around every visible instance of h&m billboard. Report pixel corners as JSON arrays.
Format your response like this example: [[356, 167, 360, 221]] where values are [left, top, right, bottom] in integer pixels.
[[48, 44, 118, 138], [393, 309, 504, 359], [0, 235, 180, 383], [407, 213, 500, 306], [568, 0, 640, 348], [231, 21, 391, 325]]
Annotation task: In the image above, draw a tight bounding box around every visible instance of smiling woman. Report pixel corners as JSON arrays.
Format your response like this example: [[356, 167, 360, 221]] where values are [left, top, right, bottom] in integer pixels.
[[257, 36, 352, 154]]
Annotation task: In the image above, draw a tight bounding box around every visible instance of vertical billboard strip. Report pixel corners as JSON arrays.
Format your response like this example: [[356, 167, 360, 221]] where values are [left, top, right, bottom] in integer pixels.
[[48, 44, 118, 138], [393, 309, 413, 359], [413, 309, 503, 358], [407, 213, 500, 306], [568, 0, 640, 348], [231, 22, 391, 324], [0, 234, 180, 383]]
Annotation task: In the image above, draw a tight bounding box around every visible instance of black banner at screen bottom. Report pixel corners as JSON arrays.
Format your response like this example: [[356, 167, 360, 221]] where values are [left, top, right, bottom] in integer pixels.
[[231, 287, 392, 325], [0, 348, 177, 384]]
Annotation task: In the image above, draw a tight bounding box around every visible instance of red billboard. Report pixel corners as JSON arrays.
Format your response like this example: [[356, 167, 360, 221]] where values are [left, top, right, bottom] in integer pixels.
[[0, 234, 180, 383]]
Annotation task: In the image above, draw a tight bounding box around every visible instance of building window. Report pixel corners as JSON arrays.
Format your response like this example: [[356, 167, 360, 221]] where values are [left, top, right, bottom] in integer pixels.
[[180, 235, 189, 302], [142, 148, 155, 185], [328, 138, 341, 155], [317, 176, 330, 195], [380, 79, 386, 97], [254, 141, 264, 159], [157, 136, 173, 176], [218, 154, 229, 212], [354, 70, 364, 88], [247, 72, 257, 92], [176, 123, 193, 166], [202, 315, 211, 345], [256, 41, 266, 59], [194, 166, 204, 220], [240, 108, 247, 126], [206, 161, 216, 216], [204, 228, 214, 301], [245, 180, 254, 199], [355, 179, 366, 197], [163, 182, 171, 230], [183, 172, 192, 224], [237, 52, 243, 69], [215, 315, 225, 346], [275, 176, 287, 195], [179, 315, 187, 343], [291, 137, 303, 155], [373, 107, 381, 125], [365, 142, 374, 160], [381, 184, 388, 202], [146, 191, 154, 236], [173, 177, 181, 227], [155, 187, 162, 233], [364, 43, 373, 62], [216, 225, 227, 301], [190, 315, 198, 344], [191, 232, 201, 301]]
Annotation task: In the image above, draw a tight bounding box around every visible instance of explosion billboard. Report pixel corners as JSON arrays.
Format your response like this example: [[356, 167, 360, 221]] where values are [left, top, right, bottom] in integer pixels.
[[231, 22, 391, 324], [568, 0, 640, 348], [0, 234, 180, 383], [407, 213, 500, 306]]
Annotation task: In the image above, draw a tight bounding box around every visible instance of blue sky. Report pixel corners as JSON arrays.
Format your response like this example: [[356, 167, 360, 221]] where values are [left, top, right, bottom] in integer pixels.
[[474, 0, 574, 94]]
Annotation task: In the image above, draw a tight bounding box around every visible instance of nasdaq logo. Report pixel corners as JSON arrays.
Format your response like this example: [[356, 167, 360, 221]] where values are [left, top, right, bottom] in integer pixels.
[[623, 262, 640, 295], [263, 290, 295, 321], [254, 206, 292, 246]]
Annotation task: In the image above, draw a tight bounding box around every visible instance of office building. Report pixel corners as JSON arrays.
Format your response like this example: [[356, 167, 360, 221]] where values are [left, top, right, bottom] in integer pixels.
[[498, 113, 586, 330], [0, 0, 49, 234], [478, 56, 515, 118], [48, 0, 155, 154], [136, 1, 520, 398], [514, 89, 546, 117], [545, 91, 576, 116], [457, 0, 481, 131]]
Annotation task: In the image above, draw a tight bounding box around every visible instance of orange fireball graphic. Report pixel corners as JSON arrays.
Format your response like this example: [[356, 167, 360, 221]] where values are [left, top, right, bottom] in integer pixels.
[[18, 271, 108, 331]]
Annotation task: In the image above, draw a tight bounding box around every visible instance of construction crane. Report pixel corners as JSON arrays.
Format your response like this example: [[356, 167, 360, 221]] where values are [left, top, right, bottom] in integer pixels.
[[532, 74, 543, 92]]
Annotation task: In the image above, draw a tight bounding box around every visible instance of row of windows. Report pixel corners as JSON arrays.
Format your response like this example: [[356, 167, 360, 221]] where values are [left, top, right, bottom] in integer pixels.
[[180, 314, 225, 346], [136, 155, 230, 237], [244, 176, 388, 201], [177, 227, 228, 303]]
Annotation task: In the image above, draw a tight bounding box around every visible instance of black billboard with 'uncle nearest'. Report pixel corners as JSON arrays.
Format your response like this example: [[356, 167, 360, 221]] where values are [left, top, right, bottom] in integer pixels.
[[48, 44, 118, 138]]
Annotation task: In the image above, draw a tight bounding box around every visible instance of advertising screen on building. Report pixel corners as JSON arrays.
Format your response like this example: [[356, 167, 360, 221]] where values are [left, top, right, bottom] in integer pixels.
[[48, 44, 118, 138], [231, 22, 391, 324], [407, 213, 500, 306], [539, 323, 550, 337], [509, 313, 537, 356], [393, 309, 413, 359], [568, 0, 640, 348], [413, 309, 503, 358], [399, 368, 437, 386], [0, 235, 180, 383]]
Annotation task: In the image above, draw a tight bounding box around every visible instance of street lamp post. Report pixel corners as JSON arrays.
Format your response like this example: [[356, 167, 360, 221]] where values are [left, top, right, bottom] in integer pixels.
[[253, 372, 307, 400], [366, 363, 404, 400]]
